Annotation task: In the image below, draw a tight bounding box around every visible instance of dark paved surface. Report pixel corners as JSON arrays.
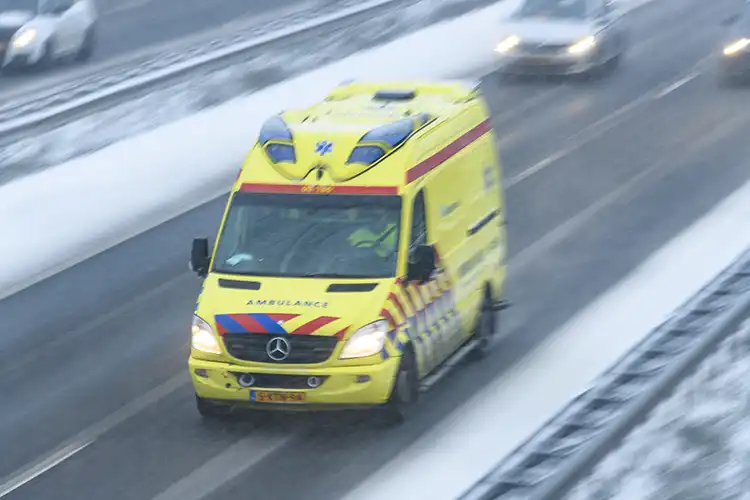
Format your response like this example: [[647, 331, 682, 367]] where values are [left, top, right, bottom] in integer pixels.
[[0, 0, 314, 90], [2, 0, 749, 498]]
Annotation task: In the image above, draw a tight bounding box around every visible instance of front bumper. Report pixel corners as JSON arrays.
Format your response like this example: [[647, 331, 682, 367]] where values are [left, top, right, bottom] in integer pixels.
[[720, 51, 750, 77], [1, 41, 43, 69], [494, 50, 598, 76], [189, 355, 400, 411]]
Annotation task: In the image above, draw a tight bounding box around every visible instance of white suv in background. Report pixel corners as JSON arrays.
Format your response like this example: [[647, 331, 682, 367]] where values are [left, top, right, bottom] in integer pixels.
[[0, 0, 97, 70]]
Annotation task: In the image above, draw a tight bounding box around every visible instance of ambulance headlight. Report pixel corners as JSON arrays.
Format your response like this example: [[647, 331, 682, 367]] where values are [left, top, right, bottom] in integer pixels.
[[12, 28, 37, 49], [339, 320, 389, 359], [192, 315, 221, 354]]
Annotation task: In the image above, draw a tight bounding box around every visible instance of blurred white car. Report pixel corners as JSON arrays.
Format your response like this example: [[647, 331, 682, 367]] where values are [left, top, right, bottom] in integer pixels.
[[494, 0, 627, 77], [0, 0, 97, 70]]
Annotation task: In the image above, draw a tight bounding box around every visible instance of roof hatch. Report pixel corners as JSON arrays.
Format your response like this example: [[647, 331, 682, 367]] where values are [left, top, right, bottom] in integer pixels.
[[372, 89, 417, 101]]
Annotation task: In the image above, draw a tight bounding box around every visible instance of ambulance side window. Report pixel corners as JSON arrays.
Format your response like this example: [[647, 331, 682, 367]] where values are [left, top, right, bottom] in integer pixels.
[[410, 190, 427, 249]]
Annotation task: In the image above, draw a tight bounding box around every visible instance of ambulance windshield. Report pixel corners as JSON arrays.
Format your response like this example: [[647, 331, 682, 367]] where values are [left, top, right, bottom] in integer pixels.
[[212, 192, 402, 279]]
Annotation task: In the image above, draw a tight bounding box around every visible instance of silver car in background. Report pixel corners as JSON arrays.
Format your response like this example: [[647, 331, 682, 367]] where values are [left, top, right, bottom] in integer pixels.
[[493, 0, 628, 78]]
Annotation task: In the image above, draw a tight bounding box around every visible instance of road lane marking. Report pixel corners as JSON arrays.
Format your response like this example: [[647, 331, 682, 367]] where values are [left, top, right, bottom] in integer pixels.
[[151, 432, 292, 500], [490, 89, 750, 348], [0, 272, 192, 376], [508, 107, 744, 275], [654, 71, 700, 98], [0, 373, 188, 497], [0, 441, 91, 498], [506, 58, 708, 188]]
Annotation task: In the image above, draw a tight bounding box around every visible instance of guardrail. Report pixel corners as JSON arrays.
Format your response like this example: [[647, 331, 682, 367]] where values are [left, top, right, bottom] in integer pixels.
[[0, 0, 499, 148], [459, 247, 750, 500]]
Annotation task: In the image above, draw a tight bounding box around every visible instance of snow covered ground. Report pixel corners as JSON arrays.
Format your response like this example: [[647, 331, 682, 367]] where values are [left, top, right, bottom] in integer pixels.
[[0, 0, 500, 182], [567, 318, 750, 500]]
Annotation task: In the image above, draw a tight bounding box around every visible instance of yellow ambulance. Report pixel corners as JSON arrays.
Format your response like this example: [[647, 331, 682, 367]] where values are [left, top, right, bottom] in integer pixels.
[[188, 80, 509, 423]]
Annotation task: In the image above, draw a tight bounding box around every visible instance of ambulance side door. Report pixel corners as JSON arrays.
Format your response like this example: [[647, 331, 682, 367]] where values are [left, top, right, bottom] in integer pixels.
[[406, 189, 446, 374], [422, 163, 471, 359]]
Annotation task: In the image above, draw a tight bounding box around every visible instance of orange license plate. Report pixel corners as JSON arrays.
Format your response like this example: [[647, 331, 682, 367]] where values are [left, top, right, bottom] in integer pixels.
[[250, 390, 306, 403]]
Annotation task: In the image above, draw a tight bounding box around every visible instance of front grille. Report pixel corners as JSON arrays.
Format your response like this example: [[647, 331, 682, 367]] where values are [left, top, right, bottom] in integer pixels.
[[520, 43, 568, 54], [230, 372, 329, 389], [223, 333, 338, 364]]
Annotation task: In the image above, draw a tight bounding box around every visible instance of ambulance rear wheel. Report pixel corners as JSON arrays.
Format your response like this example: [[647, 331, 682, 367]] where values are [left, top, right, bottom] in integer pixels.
[[469, 295, 495, 361], [382, 349, 418, 425], [196, 395, 232, 420]]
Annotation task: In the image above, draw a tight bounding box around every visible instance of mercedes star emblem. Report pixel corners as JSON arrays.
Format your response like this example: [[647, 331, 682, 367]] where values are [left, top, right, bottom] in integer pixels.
[[266, 337, 291, 361]]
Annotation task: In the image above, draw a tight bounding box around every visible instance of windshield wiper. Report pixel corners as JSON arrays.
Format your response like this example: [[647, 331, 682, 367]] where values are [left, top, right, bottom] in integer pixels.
[[302, 272, 352, 278], [301, 272, 384, 279]]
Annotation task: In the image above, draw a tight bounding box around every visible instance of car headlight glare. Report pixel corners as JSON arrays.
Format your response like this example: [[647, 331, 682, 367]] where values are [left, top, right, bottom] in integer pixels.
[[339, 320, 389, 359], [495, 35, 520, 53], [192, 315, 221, 354], [568, 36, 596, 54], [724, 38, 750, 56], [12, 28, 37, 49]]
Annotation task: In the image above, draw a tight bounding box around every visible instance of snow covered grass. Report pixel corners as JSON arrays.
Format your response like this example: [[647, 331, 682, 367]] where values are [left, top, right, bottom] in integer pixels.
[[567, 319, 750, 500], [0, 0, 501, 181]]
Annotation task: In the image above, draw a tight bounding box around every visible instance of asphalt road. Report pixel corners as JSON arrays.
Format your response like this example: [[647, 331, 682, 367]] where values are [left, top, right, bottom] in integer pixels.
[[92, 0, 312, 60], [1, 0, 748, 498], [0, 0, 314, 90]]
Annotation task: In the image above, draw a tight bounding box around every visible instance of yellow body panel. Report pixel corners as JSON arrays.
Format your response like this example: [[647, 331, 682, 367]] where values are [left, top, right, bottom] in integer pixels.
[[190, 80, 507, 410]]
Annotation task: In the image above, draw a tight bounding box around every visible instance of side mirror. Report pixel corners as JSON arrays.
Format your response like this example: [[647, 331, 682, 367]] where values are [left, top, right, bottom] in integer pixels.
[[406, 244, 436, 283], [722, 14, 739, 26], [190, 238, 210, 277]]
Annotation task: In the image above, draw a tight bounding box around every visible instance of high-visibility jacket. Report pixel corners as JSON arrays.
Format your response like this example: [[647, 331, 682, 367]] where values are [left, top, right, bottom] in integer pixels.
[[347, 223, 398, 259]]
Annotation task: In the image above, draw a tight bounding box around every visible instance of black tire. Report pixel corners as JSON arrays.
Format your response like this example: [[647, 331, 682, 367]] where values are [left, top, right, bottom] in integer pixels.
[[381, 349, 419, 425], [606, 52, 622, 72], [75, 27, 96, 62], [583, 53, 620, 80], [196, 395, 233, 420], [37, 40, 54, 69], [719, 70, 743, 87], [468, 294, 496, 361]]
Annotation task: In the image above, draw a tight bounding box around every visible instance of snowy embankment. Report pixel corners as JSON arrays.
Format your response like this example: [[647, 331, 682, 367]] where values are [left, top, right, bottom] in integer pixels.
[[0, 0, 524, 299], [567, 319, 750, 500]]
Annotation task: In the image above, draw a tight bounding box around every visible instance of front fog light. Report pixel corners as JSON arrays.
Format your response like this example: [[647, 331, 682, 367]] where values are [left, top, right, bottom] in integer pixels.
[[192, 315, 221, 354], [495, 35, 519, 53], [568, 36, 596, 54], [12, 28, 37, 49], [339, 320, 388, 359]]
